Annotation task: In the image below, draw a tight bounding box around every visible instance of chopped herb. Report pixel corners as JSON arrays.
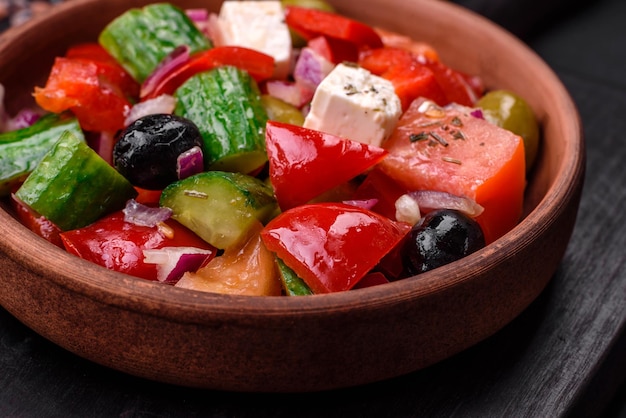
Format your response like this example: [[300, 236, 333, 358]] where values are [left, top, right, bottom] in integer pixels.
[[410, 132, 430, 142], [442, 157, 462, 165], [344, 84, 359, 95], [451, 116, 463, 127], [451, 130, 467, 140], [430, 131, 449, 146]]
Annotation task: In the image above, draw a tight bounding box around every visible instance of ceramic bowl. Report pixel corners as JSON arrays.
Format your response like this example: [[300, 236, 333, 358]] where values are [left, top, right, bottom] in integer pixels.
[[0, 0, 584, 392]]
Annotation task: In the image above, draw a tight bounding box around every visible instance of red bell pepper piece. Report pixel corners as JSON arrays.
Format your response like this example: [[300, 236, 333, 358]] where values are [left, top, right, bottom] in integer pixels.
[[265, 120, 388, 211], [284, 6, 383, 50], [60, 211, 215, 281], [261, 202, 410, 294], [141, 46, 275, 100]]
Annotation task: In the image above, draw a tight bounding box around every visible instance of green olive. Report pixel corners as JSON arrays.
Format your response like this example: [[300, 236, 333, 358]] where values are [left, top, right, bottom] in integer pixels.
[[476, 90, 540, 172], [281, 0, 335, 12], [261, 95, 305, 126], [281, 0, 336, 48]]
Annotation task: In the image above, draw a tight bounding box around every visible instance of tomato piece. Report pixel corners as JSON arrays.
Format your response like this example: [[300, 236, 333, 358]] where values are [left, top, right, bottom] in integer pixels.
[[265, 120, 388, 210], [11, 194, 64, 248], [64, 43, 139, 94], [60, 211, 214, 281], [261, 202, 410, 294], [141, 46, 275, 100], [378, 99, 526, 243], [284, 6, 383, 50], [307, 36, 358, 64], [175, 221, 282, 296], [359, 47, 446, 110], [33, 55, 137, 132], [353, 168, 408, 220], [375, 27, 439, 62], [359, 47, 481, 109], [422, 60, 478, 107]]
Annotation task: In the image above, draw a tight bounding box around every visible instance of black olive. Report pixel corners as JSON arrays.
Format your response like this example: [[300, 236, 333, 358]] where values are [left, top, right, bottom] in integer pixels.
[[401, 209, 485, 276], [113, 114, 203, 190]]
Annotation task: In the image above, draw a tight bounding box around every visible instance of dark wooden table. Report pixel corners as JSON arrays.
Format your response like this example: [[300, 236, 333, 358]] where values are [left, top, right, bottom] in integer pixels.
[[1, 0, 625, 416]]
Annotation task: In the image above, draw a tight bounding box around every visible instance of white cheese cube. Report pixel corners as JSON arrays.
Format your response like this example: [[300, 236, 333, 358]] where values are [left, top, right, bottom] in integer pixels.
[[303, 63, 402, 147], [216, 1, 292, 79]]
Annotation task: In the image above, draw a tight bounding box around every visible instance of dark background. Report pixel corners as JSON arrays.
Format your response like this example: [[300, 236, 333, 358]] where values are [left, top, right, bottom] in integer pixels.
[[1, 0, 626, 416]]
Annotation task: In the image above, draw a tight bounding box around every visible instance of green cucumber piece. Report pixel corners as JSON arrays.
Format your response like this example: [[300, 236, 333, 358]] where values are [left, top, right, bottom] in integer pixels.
[[0, 113, 84, 196], [160, 171, 278, 250], [98, 3, 211, 82], [15, 131, 137, 231], [174, 66, 269, 174], [276, 258, 313, 296]]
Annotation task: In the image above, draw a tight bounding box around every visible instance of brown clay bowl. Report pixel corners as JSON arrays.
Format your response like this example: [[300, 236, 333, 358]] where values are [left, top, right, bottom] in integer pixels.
[[0, 0, 584, 392]]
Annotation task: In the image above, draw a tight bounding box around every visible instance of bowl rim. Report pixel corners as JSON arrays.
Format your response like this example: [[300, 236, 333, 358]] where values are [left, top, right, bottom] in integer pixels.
[[0, 0, 585, 322]]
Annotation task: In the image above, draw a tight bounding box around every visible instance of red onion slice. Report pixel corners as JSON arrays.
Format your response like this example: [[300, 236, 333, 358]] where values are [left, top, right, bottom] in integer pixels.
[[293, 47, 335, 92], [140, 45, 191, 99], [143, 246, 215, 283], [123, 199, 173, 227], [408, 190, 484, 218], [343, 198, 379, 210], [124, 94, 177, 127], [177, 146, 204, 180]]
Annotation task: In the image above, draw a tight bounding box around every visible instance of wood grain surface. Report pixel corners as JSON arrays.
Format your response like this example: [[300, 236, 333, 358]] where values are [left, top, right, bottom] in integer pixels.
[[0, 0, 625, 416]]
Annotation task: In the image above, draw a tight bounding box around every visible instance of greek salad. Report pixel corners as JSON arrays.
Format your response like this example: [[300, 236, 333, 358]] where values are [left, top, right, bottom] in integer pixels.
[[0, 1, 540, 296]]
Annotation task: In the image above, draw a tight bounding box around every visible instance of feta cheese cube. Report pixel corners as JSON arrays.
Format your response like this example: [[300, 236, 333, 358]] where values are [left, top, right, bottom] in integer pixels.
[[216, 1, 292, 79], [303, 63, 402, 147]]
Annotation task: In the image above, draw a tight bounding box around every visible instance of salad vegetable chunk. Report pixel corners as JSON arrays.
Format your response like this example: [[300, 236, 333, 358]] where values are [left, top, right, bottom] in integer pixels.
[[0, 0, 540, 296]]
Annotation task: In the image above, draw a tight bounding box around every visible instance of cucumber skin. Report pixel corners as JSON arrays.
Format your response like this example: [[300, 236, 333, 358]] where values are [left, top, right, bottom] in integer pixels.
[[160, 171, 278, 250], [15, 131, 137, 231], [174, 66, 269, 174], [98, 3, 211, 83], [0, 114, 84, 197], [276, 258, 313, 296]]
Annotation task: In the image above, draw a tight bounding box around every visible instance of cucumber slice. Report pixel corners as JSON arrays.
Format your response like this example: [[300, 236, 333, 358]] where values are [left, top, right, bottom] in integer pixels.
[[98, 3, 211, 82], [276, 258, 313, 296], [174, 66, 269, 174], [160, 171, 278, 250], [15, 131, 137, 231], [0, 113, 84, 196]]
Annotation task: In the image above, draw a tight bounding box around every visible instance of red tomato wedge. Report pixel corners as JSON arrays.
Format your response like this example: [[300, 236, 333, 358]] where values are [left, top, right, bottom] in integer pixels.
[[359, 47, 480, 110], [307, 36, 358, 64], [284, 6, 383, 50], [141, 46, 275, 100], [265, 120, 388, 211], [34, 58, 136, 132], [11, 194, 64, 248], [60, 211, 215, 281], [261, 202, 410, 294], [378, 99, 526, 243]]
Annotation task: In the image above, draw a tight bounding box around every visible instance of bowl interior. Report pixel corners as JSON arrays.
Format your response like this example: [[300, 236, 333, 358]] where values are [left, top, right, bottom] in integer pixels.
[[0, 0, 585, 391]]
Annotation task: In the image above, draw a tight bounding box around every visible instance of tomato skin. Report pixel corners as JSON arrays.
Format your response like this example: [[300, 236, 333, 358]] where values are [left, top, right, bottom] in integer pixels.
[[11, 194, 64, 248], [60, 211, 214, 281], [141, 46, 275, 100], [260, 202, 410, 294], [265, 120, 388, 211], [359, 47, 480, 110], [379, 99, 526, 244], [284, 6, 383, 50], [33, 56, 137, 132], [307, 36, 358, 64]]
